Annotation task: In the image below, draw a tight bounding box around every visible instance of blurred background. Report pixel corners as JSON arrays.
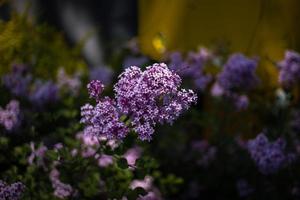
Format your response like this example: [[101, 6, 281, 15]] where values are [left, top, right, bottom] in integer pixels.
[[1, 1, 300, 199], [2, 0, 299, 68]]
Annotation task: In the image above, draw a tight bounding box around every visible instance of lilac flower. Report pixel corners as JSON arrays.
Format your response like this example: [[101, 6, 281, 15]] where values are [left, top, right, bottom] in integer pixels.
[[28, 142, 48, 167], [114, 63, 197, 140], [168, 50, 212, 91], [49, 168, 73, 199], [210, 82, 224, 97], [234, 95, 249, 111], [0, 180, 25, 200], [130, 176, 153, 191], [123, 146, 142, 166], [125, 38, 141, 54], [218, 53, 259, 92], [30, 81, 58, 107], [130, 176, 162, 200], [0, 100, 20, 131], [2, 64, 32, 97], [81, 146, 96, 158], [82, 63, 196, 141], [236, 179, 254, 197], [89, 66, 113, 85], [81, 97, 129, 140], [278, 50, 300, 88], [76, 132, 99, 147], [194, 76, 212, 91], [247, 133, 295, 175], [168, 52, 187, 72], [87, 80, 104, 101], [97, 154, 114, 167], [56, 68, 82, 96]]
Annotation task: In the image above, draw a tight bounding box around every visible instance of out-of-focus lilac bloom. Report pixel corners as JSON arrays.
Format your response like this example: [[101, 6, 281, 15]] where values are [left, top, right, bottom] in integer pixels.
[[198, 47, 213, 62], [107, 139, 119, 150], [71, 149, 78, 157], [130, 176, 162, 200], [89, 67, 113, 85], [76, 131, 99, 157], [168, 50, 212, 91], [30, 81, 58, 107], [81, 147, 96, 158], [0, 100, 20, 131], [28, 142, 48, 167], [0, 180, 25, 200], [234, 95, 249, 110], [50, 168, 73, 199], [168, 52, 187, 72], [185, 51, 206, 77], [130, 176, 153, 191], [194, 75, 212, 91], [211, 53, 258, 110], [97, 154, 114, 167], [191, 140, 217, 167], [2, 64, 32, 97], [211, 82, 224, 97], [236, 179, 254, 197], [126, 38, 140, 54], [54, 143, 64, 151], [278, 50, 300, 88], [217, 53, 259, 92], [56, 68, 82, 96], [82, 135, 99, 147], [247, 133, 296, 175], [123, 146, 142, 166], [123, 56, 149, 69]]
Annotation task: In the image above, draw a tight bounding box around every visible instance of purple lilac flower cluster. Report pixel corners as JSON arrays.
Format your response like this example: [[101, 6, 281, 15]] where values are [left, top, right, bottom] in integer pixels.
[[2, 64, 32, 97], [30, 81, 58, 107], [217, 53, 259, 91], [81, 97, 129, 139], [0, 100, 20, 131], [212, 53, 259, 110], [0, 180, 25, 200], [49, 168, 74, 199], [56, 68, 82, 96], [2, 65, 85, 108], [130, 176, 162, 200], [2, 65, 61, 107], [28, 142, 48, 168], [278, 50, 300, 88], [247, 133, 295, 175], [168, 48, 212, 91], [81, 63, 197, 141]]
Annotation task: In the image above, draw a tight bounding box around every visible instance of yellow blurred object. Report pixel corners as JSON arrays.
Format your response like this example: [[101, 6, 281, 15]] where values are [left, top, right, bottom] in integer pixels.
[[139, 0, 300, 87]]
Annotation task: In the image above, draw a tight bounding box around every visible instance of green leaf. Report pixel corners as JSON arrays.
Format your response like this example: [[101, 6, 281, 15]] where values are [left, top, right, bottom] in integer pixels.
[[117, 158, 128, 169]]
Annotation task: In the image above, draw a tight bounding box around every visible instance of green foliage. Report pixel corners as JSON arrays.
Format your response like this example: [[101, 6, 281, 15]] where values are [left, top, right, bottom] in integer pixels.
[[0, 12, 86, 78]]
